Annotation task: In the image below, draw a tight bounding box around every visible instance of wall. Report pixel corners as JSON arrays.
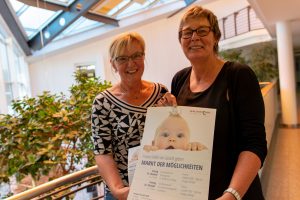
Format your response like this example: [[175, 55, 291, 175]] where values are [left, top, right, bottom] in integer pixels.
[[29, 42, 107, 96], [29, 13, 187, 96]]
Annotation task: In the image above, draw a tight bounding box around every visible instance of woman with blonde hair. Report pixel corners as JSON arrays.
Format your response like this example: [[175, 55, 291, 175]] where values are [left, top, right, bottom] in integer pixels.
[[91, 32, 167, 200]]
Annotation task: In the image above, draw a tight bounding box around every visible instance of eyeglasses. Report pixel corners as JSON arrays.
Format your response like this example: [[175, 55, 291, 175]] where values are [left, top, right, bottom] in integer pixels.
[[180, 26, 211, 39], [114, 52, 145, 65]]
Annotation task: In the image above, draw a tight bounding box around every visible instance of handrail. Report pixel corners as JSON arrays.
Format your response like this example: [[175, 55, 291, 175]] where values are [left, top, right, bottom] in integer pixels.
[[259, 80, 279, 150], [6, 166, 99, 200], [52, 179, 102, 200], [35, 174, 101, 200], [260, 80, 277, 97]]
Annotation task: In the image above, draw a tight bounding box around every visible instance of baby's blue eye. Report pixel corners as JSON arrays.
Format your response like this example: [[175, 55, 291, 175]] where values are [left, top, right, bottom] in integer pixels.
[[160, 132, 169, 137], [177, 133, 185, 138]]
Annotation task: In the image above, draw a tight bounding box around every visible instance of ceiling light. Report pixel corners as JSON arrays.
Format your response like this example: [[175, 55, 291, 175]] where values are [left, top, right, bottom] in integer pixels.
[[44, 31, 50, 39], [59, 17, 66, 26]]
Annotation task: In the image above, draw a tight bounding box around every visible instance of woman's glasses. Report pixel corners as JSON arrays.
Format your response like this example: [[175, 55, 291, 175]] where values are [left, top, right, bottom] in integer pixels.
[[114, 52, 145, 65], [180, 26, 211, 39]]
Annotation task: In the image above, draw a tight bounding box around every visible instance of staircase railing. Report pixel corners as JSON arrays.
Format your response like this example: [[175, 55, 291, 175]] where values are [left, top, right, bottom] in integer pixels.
[[6, 166, 103, 200]]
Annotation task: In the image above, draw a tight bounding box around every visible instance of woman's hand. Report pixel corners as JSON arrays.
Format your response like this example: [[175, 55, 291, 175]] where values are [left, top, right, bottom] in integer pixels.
[[95, 155, 129, 200], [113, 186, 130, 200], [156, 92, 177, 106]]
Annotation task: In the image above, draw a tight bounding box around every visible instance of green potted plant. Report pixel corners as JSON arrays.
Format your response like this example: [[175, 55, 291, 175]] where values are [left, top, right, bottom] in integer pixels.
[[0, 71, 111, 190], [220, 42, 278, 82]]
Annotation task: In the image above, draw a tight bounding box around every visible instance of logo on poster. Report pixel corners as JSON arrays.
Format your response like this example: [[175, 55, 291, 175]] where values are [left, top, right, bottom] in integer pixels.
[[189, 110, 210, 115]]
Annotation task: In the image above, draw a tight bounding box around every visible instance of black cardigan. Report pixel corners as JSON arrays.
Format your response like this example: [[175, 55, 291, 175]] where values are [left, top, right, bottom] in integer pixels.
[[171, 61, 267, 200]]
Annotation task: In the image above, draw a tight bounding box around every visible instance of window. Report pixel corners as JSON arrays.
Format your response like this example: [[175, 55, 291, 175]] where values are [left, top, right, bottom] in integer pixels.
[[0, 29, 31, 114], [75, 63, 96, 78]]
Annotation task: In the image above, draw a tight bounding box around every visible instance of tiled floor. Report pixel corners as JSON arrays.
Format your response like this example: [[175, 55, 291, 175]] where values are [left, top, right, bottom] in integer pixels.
[[261, 89, 300, 200]]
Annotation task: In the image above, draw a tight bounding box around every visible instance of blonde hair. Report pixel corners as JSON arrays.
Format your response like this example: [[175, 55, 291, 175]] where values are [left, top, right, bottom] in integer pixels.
[[178, 6, 221, 53], [109, 32, 145, 60]]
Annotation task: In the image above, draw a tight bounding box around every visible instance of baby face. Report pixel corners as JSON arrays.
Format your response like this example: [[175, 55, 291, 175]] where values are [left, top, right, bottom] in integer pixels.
[[154, 116, 190, 150]]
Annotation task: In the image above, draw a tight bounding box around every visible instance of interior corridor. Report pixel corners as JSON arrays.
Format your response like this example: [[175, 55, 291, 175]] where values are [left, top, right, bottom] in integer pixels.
[[261, 87, 300, 200]]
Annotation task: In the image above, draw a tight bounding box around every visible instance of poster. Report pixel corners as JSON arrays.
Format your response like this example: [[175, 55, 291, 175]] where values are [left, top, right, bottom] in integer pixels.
[[128, 106, 216, 200]]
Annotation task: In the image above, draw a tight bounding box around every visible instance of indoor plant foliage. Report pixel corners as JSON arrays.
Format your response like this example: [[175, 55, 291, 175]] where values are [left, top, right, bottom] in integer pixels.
[[246, 43, 278, 82], [0, 71, 111, 186], [220, 43, 278, 82], [219, 48, 247, 65]]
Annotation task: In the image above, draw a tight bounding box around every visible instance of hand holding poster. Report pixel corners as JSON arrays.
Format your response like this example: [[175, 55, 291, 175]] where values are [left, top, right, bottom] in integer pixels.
[[128, 106, 216, 200]]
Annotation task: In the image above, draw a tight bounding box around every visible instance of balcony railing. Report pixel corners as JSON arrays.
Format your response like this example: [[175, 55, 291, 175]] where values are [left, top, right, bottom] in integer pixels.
[[219, 6, 265, 41]]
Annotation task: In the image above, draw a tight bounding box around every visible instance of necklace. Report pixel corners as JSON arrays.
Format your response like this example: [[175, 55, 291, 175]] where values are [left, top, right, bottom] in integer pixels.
[[120, 84, 143, 99]]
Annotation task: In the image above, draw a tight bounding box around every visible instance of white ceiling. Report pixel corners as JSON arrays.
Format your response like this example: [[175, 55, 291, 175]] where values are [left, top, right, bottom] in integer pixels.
[[247, 0, 300, 49]]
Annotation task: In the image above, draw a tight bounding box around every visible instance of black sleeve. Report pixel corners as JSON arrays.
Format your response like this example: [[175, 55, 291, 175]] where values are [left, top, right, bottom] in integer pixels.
[[171, 67, 191, 97], [232, 64, 268, 166]]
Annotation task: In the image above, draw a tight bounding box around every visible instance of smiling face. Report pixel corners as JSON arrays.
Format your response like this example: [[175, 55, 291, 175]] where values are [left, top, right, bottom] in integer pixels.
[[153, 115, 190, 150], [180, 17, 217, 62], [111, 41, 145, 83]]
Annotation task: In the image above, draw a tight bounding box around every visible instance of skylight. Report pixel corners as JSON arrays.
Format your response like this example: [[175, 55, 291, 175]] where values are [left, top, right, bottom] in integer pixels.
[[7, 0, 184, 51]]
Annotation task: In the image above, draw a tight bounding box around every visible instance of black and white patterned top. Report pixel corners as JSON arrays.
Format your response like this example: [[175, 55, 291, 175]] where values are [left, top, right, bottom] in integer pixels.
[[92, 83, 167, 187]]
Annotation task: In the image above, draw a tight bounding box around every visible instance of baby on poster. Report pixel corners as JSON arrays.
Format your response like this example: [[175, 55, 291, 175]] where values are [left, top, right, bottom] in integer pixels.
[[143, 107, 207, 152]]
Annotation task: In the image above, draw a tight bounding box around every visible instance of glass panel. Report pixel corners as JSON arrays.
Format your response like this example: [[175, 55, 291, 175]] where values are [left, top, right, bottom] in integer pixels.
[[13, 44, 30, 99], [46, 0, 74, 6], [143, 0, 157, 7], [5, 83, 14, 104], [9, 0, 24, 12], [0, 42, 10, 82], [73, 18, 102, 31], [16, 6, 59, 39], [116, 2, 144, 18], [18, 7, 56, 29], [107, 0, 131, 16], [14, 49, 21, 77], [113, 0, 179, 19], [55, 17, 103, 40], [24, 28, 38, 38]]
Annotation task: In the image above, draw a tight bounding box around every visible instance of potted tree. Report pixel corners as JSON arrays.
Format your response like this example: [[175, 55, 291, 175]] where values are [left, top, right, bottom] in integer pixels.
[[0, 71, 111, 194]]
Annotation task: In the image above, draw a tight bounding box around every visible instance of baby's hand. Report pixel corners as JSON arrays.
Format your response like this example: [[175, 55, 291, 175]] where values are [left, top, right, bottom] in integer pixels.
[[143, 145, 159, 152], [187, 142, 207, 151]]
